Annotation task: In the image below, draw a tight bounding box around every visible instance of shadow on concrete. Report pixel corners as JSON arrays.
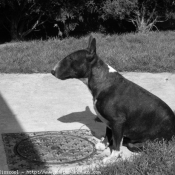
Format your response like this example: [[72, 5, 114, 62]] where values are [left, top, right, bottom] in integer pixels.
[[58, 106, 105, 138], [0, 93, 46, 172], [0, 93, 23, 133]]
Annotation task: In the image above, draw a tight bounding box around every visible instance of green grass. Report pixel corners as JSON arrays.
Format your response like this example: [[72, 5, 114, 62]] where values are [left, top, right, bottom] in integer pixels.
[[0, 31, 175, 73], [85, 139, 175, 175]]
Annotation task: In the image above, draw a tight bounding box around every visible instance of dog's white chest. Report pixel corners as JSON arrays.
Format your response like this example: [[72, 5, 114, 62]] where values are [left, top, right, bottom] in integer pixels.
[[93, 100, 110, 128], [107, 64, 117, 73]]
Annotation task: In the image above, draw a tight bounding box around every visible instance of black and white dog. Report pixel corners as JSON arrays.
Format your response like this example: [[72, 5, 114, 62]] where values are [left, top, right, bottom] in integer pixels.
[[51, 36, 175, 163]]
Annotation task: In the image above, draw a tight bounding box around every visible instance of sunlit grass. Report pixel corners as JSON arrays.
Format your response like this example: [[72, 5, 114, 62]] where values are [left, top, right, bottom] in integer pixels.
[[85, 138, 175, 175], [0, 31, 175, 73]]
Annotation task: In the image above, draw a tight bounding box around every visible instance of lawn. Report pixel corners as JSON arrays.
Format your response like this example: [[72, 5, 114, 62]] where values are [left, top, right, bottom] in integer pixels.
[[0, 31, 175, 73], [86, 139, 175, 175]]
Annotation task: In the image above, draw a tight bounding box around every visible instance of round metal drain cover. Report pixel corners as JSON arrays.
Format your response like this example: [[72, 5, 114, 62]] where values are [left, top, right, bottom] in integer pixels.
[[15, 134, 95, 164]]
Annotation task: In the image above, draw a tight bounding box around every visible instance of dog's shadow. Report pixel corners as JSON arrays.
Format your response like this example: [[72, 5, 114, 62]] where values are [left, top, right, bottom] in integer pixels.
[[58, 106, 106, 138], [58, 106, 143, 152]]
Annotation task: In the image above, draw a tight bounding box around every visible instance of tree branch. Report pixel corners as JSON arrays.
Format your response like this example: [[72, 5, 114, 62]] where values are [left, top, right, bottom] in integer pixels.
[[1, 23, 10, 33], [20, 13, 46, 38], [147, 7, 156, 25]]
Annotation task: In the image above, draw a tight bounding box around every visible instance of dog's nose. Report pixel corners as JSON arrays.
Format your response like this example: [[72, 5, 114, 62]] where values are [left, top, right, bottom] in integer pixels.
[[51, 70, 55, 76]]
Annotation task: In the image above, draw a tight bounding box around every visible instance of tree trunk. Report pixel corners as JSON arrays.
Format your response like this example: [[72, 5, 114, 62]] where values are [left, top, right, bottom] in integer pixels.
[[10, 19, 20, 41]]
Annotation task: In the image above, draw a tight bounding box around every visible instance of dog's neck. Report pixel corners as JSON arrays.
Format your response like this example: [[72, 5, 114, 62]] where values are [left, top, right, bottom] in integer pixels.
[[87, 56, 122, 99]]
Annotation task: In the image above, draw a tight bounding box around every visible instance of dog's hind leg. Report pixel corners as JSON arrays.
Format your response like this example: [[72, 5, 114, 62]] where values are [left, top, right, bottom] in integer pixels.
[[125, 142, 145, 152], [122, 137, 145, 152]]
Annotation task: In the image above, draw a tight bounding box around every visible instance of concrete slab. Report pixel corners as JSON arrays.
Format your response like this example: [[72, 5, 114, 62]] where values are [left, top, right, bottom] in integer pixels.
[[0, 73, 175, 172]]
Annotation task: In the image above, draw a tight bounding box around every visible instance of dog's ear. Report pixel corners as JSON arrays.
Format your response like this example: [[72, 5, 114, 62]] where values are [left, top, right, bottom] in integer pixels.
[[87, 35, 93, 51], [87, 36, 96, 54], [89, 38, 96, 54], [86, 36, 96, 62]]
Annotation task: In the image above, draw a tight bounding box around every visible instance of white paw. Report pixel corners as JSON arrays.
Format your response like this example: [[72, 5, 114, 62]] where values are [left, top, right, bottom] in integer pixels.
[[103, 151, 122, 164], [95, 142, 106, 151], [103, 157, 111, 164]]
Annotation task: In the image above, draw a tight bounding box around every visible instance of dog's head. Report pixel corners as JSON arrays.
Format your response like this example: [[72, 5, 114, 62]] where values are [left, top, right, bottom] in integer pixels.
[[51, 36, 97, 80]]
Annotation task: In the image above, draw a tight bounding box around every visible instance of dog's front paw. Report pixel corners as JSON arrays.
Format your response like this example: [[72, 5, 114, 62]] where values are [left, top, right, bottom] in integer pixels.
[[95, 142, 106, 151], [103, 151, 122, 164]]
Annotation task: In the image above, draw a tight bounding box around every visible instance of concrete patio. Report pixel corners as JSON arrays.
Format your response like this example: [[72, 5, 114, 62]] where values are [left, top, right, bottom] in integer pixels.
[[0, 72, 175, 173]]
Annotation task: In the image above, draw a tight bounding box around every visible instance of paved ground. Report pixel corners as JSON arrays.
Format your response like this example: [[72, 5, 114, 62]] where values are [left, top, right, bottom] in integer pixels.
[[0, 73, 175, 172]]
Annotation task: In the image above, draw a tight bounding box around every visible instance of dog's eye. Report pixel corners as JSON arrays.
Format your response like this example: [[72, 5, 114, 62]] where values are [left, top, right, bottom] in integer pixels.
[[69, 57, 73, 61]]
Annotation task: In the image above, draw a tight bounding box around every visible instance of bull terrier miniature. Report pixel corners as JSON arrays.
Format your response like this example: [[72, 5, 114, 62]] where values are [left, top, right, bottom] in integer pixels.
[[51, 36, 175, 163]]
